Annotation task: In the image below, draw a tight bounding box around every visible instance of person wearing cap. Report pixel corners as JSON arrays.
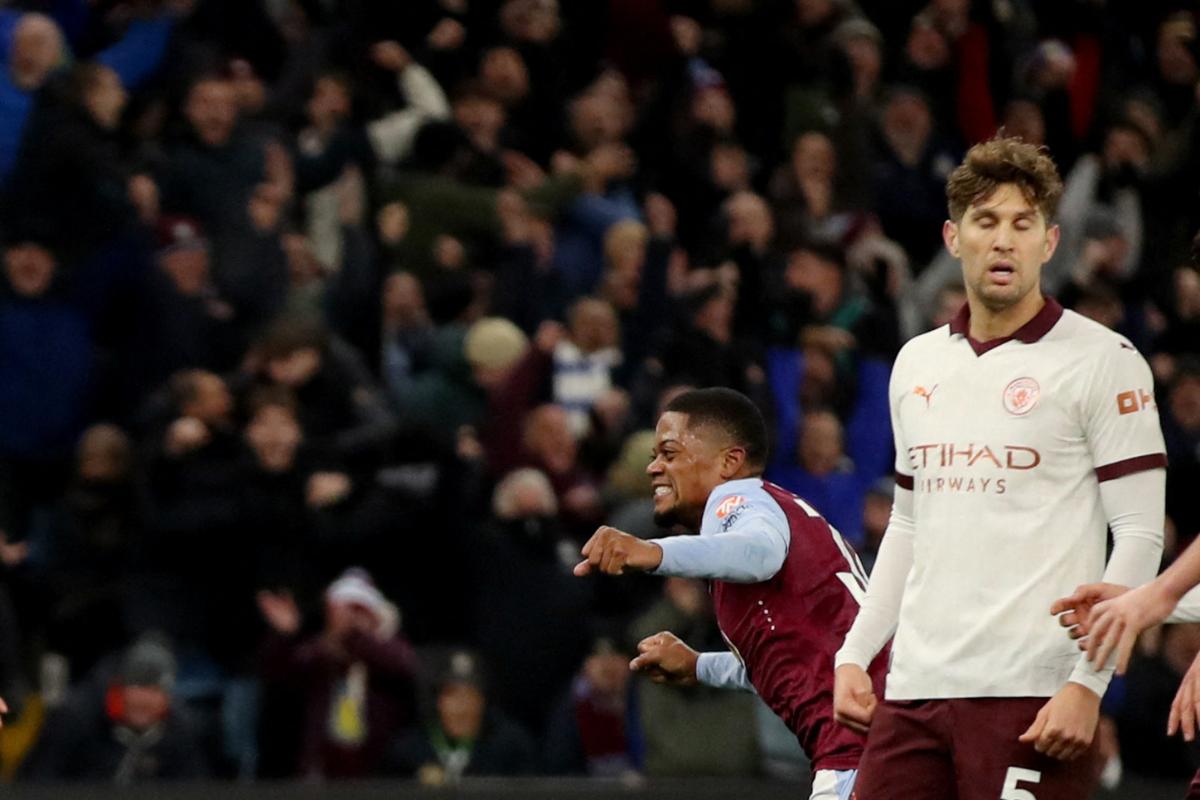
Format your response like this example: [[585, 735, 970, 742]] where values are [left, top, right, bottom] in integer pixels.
[[257, 568, 418, 779], [116, 218, 244, 406], [387, 650, 535, 783], [390, 315, 530, 456], [25, 635, 208, 782]]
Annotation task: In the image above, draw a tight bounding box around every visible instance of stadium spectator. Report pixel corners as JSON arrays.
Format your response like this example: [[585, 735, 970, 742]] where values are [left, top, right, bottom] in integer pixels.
[[25, 634, 208, 782], [258, 569, 417, 779], [388, 649, 536, 783], [544, 635, 644, 778], [470, 468, 592, 740]]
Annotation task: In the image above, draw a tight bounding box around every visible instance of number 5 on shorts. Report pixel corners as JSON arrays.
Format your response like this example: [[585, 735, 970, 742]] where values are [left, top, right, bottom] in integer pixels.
[[1000, 767, 1041, 800]]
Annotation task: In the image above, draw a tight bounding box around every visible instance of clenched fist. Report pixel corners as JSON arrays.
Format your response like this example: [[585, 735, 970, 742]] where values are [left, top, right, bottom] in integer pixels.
[[574, 526, 662, 576]]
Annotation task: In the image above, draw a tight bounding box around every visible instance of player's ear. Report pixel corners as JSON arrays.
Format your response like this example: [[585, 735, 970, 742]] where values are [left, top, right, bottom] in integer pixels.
[[720, 446, 747, 479], [942, 219, 959, 257], [1042, 223, 1061, 262]]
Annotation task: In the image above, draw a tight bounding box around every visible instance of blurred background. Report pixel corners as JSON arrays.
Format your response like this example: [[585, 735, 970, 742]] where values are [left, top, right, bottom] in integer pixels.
[[0, 0, 1197, 795]]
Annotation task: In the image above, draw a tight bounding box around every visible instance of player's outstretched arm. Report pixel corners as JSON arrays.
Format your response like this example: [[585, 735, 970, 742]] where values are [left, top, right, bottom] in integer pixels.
[[833, 664, 877, 734], [629, 631, 699, 686], [574, 526, 663, 577], [1055, 537, 1200, 673]]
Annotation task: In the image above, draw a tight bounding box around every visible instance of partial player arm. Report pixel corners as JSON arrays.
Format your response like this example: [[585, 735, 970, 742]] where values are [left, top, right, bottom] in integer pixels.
[[696, 651, 754, 692], [1066, 339, 1167, 679], [834, 364, 913, 732], [1023, 340, 1165, 762], [832, 485, 913, 733], [1065, 468, 1165, 688], [648, 506, 789, 583], [575, 493, 788, 582], [629, 631, 755, 692], [835, 484, 914, 670]]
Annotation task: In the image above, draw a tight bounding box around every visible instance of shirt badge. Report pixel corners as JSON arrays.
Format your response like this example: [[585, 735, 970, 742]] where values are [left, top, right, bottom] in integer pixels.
[[715, 495, 746, 519], [1003, 377, 1040, 415]]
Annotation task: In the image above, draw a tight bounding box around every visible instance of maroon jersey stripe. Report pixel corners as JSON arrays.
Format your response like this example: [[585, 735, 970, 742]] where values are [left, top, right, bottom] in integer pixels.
[[1094, 453, 1168, 482]]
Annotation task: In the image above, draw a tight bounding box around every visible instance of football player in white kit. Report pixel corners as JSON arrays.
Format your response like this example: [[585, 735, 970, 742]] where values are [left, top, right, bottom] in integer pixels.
[[832, 136, 1167, 800]]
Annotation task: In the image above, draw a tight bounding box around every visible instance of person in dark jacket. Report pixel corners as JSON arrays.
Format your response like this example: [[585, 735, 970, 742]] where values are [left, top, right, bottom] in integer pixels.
[[244, 316, 397, 471], [25, 634, 209, 782], [2, 62, 151, 265], [388, 650, 536, 784]]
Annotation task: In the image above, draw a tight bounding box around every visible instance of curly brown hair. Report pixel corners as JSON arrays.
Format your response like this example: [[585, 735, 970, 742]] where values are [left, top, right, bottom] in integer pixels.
[[945, 137, 1063, 222]]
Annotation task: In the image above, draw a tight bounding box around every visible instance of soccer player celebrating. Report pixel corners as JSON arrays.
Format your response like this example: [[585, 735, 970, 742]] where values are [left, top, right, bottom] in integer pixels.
[[574, 387, 887, 800], [832, 137, 1167, 799]]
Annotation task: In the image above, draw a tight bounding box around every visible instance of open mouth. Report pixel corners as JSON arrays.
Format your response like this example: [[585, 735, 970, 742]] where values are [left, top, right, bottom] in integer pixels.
[[653, 485, 672, 500], [987, 262, 1016, 285]]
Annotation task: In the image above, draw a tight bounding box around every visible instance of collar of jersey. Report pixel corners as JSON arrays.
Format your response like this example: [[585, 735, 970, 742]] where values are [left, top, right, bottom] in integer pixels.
[[948, 296, 1063, 356]]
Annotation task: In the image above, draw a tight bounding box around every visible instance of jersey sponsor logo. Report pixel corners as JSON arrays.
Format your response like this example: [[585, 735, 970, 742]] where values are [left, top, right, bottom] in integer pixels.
[[1116, 388, 1154, 415], [912, 384, 938, 408], [916, 476, 1007, 494], [1002, 377, 1040, 415], [714, 495, 747, 519], [907, 443, 1040, 470]]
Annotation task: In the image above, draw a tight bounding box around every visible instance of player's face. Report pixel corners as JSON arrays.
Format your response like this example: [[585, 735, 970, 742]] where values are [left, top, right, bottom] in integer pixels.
[[944, 182, 1059, 314], [647, 412, 726, 529]]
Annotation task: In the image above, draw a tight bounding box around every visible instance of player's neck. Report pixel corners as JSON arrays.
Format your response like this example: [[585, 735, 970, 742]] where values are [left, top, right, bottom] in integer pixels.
[[967, 291, 1045, 342]]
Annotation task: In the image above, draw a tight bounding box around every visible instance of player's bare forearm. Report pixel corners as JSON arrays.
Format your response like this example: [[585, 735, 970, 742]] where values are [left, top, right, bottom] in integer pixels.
[[574, 526, 663, 576], [1154, 535, 1200, 605]]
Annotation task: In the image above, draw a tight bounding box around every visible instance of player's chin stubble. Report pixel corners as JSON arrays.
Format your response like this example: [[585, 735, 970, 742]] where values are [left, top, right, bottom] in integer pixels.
[[653, 505, 681, 527]]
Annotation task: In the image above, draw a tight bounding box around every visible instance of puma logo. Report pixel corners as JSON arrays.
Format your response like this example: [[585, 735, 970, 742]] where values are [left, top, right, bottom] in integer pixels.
[[913, 384, 938, 409]]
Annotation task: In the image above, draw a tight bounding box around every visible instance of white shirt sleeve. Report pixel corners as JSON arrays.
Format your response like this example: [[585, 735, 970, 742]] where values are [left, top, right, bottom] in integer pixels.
[[1169, 586, 1200, 623], [696, 651, 755, 692], [1068, 468, 1165, 694], [835, 485, 914, 668], [837, 360, 915, 669], [1082, 338, 1167, 472], [649, 492, 789, 583], [366, 62, 451, 163]]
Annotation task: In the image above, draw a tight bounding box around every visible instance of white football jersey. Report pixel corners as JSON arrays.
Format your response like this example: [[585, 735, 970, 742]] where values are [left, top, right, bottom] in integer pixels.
[[884, 299, 1166, 699]]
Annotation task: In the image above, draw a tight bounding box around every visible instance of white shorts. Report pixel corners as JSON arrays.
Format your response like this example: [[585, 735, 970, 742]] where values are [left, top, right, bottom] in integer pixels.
[[811, 768, 857, 800]]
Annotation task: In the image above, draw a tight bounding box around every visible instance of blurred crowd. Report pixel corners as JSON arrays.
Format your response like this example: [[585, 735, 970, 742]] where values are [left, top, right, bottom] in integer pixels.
[[0, 0, 1198, 788]]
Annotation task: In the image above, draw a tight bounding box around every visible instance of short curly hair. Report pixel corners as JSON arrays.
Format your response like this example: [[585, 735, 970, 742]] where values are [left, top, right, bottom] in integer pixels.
[[946, 137, 1063, 223]]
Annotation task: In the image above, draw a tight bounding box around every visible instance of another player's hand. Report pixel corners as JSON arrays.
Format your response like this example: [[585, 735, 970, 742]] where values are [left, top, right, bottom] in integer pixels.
[[574, 526, 663, 577], [629, 631, 699, 686], [1018, 682, 1100, 760], [1050, 582, 1129, 641], [1082, 581, 1175, 673], [833, 663, 877, 734], [1168, 650, 1200, 741], [0, 696, 7, 728]]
